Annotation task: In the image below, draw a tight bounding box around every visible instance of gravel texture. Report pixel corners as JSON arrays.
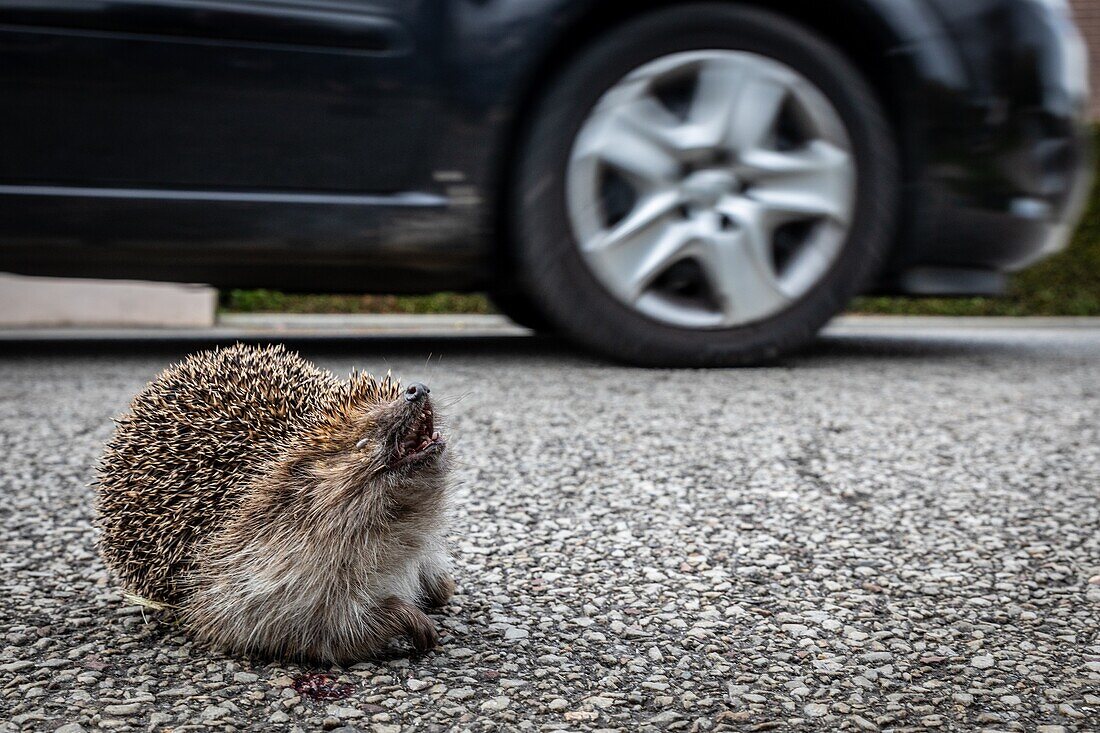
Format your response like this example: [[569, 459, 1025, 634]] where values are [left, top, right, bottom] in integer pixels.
[[1, 324, 1098, 732]]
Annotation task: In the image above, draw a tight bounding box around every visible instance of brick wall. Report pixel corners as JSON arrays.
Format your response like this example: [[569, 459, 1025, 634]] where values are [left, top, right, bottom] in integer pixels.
[[1070, 0, 1099, 119]]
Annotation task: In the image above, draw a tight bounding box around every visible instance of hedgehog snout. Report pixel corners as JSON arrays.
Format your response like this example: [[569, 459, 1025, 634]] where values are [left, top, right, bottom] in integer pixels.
[[404, 383, 429, 403]]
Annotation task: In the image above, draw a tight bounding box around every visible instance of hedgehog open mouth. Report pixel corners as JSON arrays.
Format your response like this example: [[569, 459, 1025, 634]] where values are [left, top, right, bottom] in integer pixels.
[[390, 403, 444, 467]]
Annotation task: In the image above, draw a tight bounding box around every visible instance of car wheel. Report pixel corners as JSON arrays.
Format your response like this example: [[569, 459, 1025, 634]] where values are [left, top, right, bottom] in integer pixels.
[[512, 3, 898, 366]]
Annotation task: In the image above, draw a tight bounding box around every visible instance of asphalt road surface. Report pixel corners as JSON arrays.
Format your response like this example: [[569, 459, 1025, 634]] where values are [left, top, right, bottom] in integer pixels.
[[1, 322, 1098, 732]]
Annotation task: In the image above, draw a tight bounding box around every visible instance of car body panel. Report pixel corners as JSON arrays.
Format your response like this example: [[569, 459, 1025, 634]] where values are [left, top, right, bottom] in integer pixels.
[[0, 0, 435, 191]]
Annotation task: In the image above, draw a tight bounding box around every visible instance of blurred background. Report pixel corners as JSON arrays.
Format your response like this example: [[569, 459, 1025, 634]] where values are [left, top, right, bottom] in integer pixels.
[[0, 0, 1095, 365]]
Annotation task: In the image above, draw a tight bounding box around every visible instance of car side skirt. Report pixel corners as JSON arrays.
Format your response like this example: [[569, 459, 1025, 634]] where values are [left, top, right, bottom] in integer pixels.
[[0, 185, 490, 292]]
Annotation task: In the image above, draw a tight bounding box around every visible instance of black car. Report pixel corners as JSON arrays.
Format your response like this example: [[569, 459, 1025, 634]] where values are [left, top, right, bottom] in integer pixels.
[[0, 0, 1092, 365]]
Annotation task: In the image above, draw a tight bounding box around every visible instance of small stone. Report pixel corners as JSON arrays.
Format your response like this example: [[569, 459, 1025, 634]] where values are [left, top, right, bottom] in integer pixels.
[[1058, 704, 1084, 718], [53, 725, 86, 733], [504, 627, 528, 641], [953, 693, 973, 705], [234, 672, 259, 683], [479, 697, 509, 712], [102, 703, 142, 716], [650, 711, 681, 724], [161, 685, 199, 697], [406, 678, 431, 691], [971, 655, 995, 669], [1037, 726, 1067, 733], [201, 705, 229, 720], [717, 711, 751, 723], [446, 687, 475, 701], [564, 710, 598, 721], [804, 703, 828, 717], [548, 698, 569, 711], [850, 715, 878, 731], [328, 705, 363, 719], [270, 711, 290, 723]]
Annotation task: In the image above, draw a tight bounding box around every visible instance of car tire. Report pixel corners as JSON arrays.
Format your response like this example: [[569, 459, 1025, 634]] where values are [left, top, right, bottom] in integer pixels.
[[511, 3, 898, 366], [488, 288, 555, 333]]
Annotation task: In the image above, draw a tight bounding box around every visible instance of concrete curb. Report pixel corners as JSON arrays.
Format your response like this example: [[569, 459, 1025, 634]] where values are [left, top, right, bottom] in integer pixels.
[[0, 312, 1098, 340], [828, 315, 1100, 329], [218, 313, 521, 332], [0, 313, 529, 341], [0, 274, 216, 328]]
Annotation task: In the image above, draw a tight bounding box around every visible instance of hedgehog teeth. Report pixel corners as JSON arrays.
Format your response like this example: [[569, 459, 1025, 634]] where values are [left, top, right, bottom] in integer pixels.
[[390, 403, 444, 467]]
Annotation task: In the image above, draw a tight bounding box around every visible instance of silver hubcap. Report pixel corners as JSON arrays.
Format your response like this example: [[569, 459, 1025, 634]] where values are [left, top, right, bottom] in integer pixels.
[[567, 50, 856, 329]]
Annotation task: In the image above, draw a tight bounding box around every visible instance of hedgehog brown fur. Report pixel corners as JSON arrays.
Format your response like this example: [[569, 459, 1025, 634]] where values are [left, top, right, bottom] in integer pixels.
[[95, 344, 454, 663]]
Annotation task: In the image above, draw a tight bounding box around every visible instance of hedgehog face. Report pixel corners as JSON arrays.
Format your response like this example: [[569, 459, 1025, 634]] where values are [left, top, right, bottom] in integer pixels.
[[278, 379, 448, 516], [338, 382, 448, 515], [356, 383, 446, 475]]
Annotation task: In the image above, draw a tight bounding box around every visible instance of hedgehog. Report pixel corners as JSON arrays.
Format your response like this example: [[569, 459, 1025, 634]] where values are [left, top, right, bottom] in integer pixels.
[[94, 343, 454, 663]]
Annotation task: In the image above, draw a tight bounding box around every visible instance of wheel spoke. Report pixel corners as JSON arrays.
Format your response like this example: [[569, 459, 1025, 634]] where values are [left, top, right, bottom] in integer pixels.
[[702, 225, 789, 324], [587, 216, 693, 302], [716, 196, 784, 250], [618, 95, 687, 153], [740, 141, 854, 224], [740, 140, 849, 177], [583, 190, 682, 253], [684, 58, 742, 148], [724, 71, 789, 152], [683, 56, 790, 154], [571, 105, 681, 189]]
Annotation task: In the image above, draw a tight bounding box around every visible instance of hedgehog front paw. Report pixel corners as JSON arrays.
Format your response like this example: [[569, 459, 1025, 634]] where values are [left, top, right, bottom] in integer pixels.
[[418, 568, 455, 610], [379, 597, 439, 653]]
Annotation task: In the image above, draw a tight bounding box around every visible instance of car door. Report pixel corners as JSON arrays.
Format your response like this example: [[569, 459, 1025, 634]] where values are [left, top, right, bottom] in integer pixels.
[[0, 0, 440, 192]]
